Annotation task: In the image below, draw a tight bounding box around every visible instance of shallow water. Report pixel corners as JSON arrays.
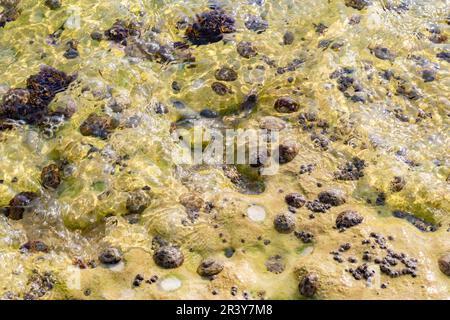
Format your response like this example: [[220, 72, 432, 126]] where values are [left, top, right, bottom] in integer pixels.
[[0, 0, 449, 299]]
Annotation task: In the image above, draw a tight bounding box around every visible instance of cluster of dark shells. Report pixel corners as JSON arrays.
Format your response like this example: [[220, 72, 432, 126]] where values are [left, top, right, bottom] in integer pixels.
[[0, 65, 76, 130], [185, 9, 236, 45]]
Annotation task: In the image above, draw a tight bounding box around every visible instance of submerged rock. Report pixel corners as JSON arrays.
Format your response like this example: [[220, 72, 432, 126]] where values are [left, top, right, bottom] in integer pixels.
[[336, 210, 364, 229], [99, 247, 122, 265], [185, 9, 235, 45], [126, 189, 152, 214], [318, 189, 346, 206], [153, 246, 184, 269], [371, 46, 395, 61], [240, 91, 258, 112], [104, 20, 139, 45], [345, 0, 371, 10], [265, 255, 285, 274], [20, 240, 49, 253], [41, 164, 61, 189], [63, 40, 79, 59], [421, 69, 436, 82], [392, 211, 438, 232], [79, 113, 118, 139], [200, 108, 219, 118], [274, 97, 299, 113], [0, 65, 76, 128], [222, 165, 266, 195], [273, 213, 296, 233], [45, 0, 61, 10], [197, 259, 224, 277], [0, 2, 20, 28], [259, 116, 286, 131], [179, 192, 204, 212], [278, 140, 299, 164], [244, 14, 268, 33], [299, 273, 319, 297], [211, 82, 231, 96], [5, 192, 38, 220], [390, 176, 406, 192], [283, 31, 295, 45], [436, 51, 450, 63], [438, 253, 450, 276], [237, 41, 258, 59], [285, 193, 306, 208], [215, 67, 238, 81]]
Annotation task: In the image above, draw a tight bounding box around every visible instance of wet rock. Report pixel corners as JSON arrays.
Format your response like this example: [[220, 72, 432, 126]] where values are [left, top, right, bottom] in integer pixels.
[[79, 113, 118, 139], [200, 108, 218, 118], [90, 31, 103, 41], [336, 210, 363, 229], [63, 40, 79, 59], [265, 255, 285, 274], [20, 240, 49, 253], [215, 67, 238, 81], [259, 116, 286, 131], [24, 270, 55, 300], [429, 34, 447, 44], [278, 140, 299, 164], [222, 165, 266, 195], [244, 15, 268, 33], [299, 273, 319, 297], [197, 258, 224, 277], [283, 31, 295, 45], [153, 246, 184, 269], [185, 9, 235, 45], [211, 82, 231, 96], [41, 164, 61, 189], [336, 76, 354, 92], [334, 157, 366, 181], [154, 102, 168, 114], [437, 51, 450, 63], [45, 0, 61, 10], [0, 5, 20, 28], [6, 192, 38, 220], [98, 247, 122, 265], [313, 22, 328, 34], [371, 46, 395, 61], [392, 210, 438, 232], [318, 189, 346, 206], [179, 192, 204, 212], [273, 213, 296, 234], [274, 97, 299, 113], [421, 69, 436, 82], [104, 20, 139, 45], [396, 83, 420, 100], [345, 0, 371, 10], [224, 247, 235, 258], [240, 91, 258, 112], [0, 66, 76, 128], [126, 189, 152, 214], [349, 15, 361, 25], [376, 192, 386, 206], [171, 81, 181, 93], [438, 253, 450, 276], [285, 193, 306, 208], [318, 39, 332, 49], [237, 41, 258, 59]]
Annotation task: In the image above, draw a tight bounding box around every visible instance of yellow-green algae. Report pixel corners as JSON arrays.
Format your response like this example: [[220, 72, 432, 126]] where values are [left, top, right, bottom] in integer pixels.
[[0, 0, 449, 299]]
